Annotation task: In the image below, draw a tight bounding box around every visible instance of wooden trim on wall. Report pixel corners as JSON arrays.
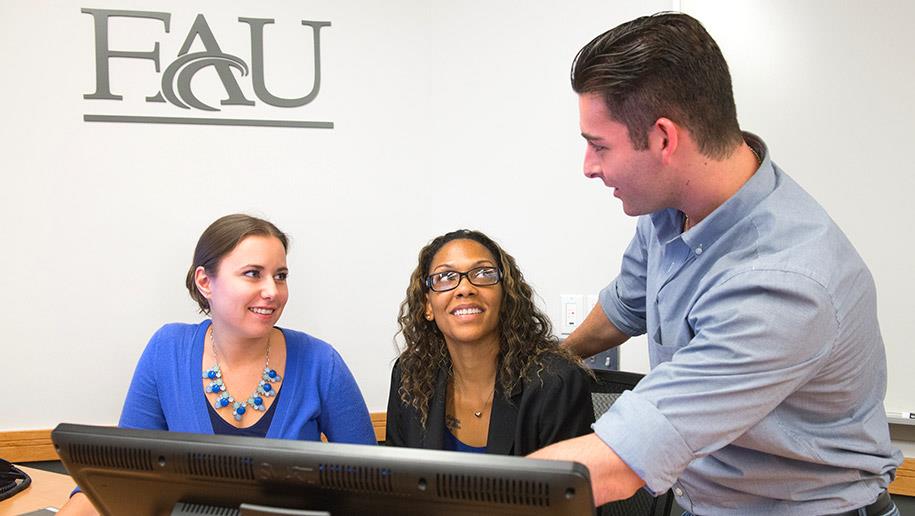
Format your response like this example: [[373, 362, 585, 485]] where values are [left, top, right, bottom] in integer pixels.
[[0, 429, 59, 463], [893, 458, 915, 496], [0, 413, 388, 463], [370, 411, 386, 443], [2, 419, 912, 498]]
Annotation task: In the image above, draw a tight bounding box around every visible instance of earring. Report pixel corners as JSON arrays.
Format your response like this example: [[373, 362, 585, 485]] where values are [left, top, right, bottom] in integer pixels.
[[425, 313, 433, 321]]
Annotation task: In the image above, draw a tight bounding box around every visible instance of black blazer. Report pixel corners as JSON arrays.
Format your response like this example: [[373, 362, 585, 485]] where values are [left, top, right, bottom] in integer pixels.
[[385, 354, 594, 456]]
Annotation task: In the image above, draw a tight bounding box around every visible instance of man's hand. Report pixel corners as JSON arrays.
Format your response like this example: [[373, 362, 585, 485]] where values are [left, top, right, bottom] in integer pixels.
[[528, 433, 645, 506]]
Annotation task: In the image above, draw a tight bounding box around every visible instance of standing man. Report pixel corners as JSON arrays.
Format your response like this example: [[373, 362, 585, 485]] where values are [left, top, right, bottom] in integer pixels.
[[529, 12, 902, 516]]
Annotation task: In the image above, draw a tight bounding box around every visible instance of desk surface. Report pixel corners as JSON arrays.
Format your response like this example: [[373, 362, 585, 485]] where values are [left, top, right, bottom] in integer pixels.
[[0, 466, 74, 516]]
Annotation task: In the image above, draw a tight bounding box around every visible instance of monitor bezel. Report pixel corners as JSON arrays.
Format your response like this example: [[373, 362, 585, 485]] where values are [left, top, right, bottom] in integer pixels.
[[52, 423, 595, 516]]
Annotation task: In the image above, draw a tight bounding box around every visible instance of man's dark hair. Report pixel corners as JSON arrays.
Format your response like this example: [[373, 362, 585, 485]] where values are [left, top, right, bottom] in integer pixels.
[[572, 12, 743, 158]]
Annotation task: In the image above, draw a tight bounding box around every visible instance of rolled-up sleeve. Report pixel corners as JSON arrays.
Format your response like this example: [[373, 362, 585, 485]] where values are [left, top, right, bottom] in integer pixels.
[[600, 218, 650, 337], [594, 269, 839, 494]]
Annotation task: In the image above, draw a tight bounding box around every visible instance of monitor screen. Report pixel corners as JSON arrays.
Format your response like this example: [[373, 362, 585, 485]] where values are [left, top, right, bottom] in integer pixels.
[[51, 423, 595, 516]]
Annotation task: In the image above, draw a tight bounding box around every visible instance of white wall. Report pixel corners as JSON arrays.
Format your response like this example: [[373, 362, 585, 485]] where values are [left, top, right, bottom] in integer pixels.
[[1, 1, 912, 443]]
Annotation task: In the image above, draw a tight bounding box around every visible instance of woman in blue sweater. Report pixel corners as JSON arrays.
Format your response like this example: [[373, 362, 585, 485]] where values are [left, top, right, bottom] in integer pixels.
[[62, 214, 375, 515]]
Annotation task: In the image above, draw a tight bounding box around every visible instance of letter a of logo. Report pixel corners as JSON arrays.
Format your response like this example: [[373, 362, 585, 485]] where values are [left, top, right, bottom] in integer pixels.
[[155, 14, 254, 111]]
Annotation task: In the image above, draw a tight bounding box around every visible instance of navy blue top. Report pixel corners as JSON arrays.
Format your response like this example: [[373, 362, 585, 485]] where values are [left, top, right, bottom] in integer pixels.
[[205, 385, 282, 437], [443, 429, 486, 453]]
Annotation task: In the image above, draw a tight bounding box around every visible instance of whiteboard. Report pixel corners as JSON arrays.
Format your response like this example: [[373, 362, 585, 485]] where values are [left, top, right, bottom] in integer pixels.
[[1, 0, 912, 435]]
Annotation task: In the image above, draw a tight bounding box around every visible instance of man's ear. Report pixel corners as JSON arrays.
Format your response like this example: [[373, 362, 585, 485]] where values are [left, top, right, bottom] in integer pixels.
[[653, 117, 679, 165]]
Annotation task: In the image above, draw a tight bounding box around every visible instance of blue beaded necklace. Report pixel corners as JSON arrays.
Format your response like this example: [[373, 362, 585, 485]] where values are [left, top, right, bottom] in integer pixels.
[[202, 327, 282, 422]]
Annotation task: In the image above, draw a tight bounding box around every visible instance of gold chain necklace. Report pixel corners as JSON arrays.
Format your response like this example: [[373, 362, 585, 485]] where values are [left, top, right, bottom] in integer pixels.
[[453, 378, 495, 418]]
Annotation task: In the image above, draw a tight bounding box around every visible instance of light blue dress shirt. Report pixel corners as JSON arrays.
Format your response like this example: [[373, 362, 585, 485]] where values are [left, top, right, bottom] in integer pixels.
[[594, 133, 903, 516]]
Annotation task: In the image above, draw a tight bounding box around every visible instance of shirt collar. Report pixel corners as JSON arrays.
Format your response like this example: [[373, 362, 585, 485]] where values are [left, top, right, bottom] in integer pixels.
[[651, 132, 775, 252]]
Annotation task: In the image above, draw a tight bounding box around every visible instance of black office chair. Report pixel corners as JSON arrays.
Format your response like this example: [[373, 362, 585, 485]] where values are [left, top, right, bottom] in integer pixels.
[[590, 369, 674, 516]]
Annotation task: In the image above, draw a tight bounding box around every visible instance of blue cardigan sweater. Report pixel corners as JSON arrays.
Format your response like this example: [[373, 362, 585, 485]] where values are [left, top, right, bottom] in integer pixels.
[[119, 320, 376, 444]]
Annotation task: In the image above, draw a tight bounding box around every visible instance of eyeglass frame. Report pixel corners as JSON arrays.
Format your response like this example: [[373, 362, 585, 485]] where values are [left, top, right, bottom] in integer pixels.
[[423, 266, 503, 293]]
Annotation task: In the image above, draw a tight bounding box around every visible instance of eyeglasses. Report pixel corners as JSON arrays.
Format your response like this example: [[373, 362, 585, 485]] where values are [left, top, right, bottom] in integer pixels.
[[425, 266, 502, 292]]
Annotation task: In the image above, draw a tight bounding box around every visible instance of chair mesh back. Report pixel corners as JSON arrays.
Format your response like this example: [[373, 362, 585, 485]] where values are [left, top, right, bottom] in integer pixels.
[[591, 392, 622, 421], [601, 491, 663, 516], [589, 369, 674, 516]]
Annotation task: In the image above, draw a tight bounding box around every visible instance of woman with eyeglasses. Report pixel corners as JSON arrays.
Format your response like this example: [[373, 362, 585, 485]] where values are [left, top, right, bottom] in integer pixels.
[[385, 229, 594, 455]]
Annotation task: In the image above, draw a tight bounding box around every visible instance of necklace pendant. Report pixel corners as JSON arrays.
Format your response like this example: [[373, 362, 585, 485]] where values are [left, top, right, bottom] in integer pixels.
[[247, 395, 266, 411], [264, 367, 282, 383], [232, 401, 248, 421], [474, 411, 482, 418], [203, 364, 222, 380], [257, 380, 276, 397], [206, 378, 226, 395], [214, 392, 234, 410]]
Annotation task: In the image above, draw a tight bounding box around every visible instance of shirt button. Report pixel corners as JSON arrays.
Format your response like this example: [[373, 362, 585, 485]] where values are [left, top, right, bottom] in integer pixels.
[[694, 247, 703, 255], [674, 487, 684, 496]]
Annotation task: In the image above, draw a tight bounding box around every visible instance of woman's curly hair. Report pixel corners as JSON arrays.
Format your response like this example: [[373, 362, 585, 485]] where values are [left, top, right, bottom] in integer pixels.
[[395, 229, 587, 428]]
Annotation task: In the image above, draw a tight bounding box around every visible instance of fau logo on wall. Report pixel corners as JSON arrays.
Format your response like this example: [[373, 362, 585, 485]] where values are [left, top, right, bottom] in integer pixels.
[[82, 8, 332, 128]]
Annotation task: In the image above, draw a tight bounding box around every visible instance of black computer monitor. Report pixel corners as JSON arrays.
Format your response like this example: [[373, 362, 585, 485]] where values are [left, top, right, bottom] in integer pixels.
[[51, 423, 595, 515]]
